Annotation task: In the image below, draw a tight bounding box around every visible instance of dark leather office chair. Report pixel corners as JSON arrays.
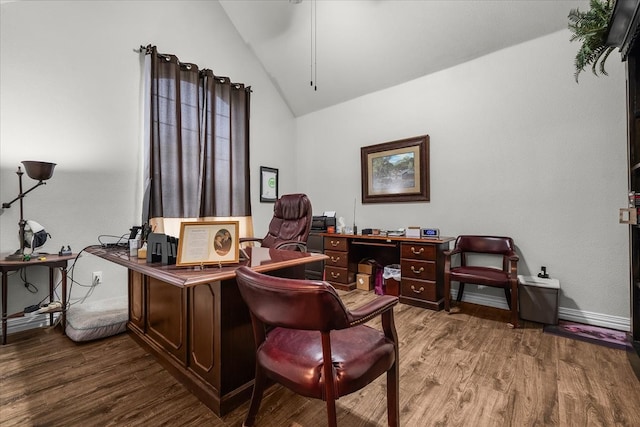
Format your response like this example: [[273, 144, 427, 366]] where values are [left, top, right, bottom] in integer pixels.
[[235, 266, 400, 427], [444, 235, 520, 328], [241, 193, 312, 251]]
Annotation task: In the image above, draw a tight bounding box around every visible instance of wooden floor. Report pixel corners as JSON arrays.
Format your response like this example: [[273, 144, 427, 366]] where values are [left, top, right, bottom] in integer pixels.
[[1, 289, 640, 426]]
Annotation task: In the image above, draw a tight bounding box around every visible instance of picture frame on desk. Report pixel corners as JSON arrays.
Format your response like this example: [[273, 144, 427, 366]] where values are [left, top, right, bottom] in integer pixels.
[[176, 221, 240, 267], [260, 166, 278, 203], [361, 135, 430, 203]]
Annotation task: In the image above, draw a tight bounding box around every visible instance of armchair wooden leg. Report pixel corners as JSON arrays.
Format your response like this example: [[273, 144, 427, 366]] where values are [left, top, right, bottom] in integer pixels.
[[509, 281, 520, 328], [387, 360, 399, 427], [444, 276, 451, 312], [326, 398, 338, 427], [456, 283, 466, 302], [504, 288, 512, 309], [243, 366, 266, 427]]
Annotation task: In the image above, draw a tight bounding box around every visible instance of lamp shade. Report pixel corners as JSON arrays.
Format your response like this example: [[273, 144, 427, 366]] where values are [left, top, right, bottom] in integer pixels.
[[22, 161, 56, 181]]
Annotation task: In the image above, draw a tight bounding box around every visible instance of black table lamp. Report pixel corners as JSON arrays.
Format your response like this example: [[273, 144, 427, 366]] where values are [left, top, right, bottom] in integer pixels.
[[2, 161, 56, 260]]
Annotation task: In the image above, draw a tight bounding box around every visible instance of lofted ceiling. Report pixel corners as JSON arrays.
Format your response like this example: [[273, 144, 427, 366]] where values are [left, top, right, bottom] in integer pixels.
[[219, 0, 589, 117]]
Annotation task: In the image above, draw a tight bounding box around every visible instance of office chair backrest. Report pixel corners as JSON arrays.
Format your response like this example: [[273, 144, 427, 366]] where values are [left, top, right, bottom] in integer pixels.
[[235, 266, 351, 331], [261, 193, 312, 249], [454, 235, 515, 255]]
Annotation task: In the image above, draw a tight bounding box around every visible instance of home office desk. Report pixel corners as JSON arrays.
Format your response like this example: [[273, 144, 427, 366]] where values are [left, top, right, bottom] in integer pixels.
[[0, 253, 76, 345], [321, 233, 455, 310], [85, 245, 327, 416]]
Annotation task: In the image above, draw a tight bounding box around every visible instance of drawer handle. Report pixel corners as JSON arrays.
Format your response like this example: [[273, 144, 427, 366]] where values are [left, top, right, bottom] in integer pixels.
[[411, 285, 424, 294], [330, 272, 340, 279], [330, 256, 340, 263], [411, 247, 424, 255], [330, 240, 340, 247], [410, 266, 424, 274]]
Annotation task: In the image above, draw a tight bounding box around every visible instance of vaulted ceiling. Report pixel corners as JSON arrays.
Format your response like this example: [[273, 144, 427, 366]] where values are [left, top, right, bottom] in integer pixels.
[[220, 0, 588, 117]]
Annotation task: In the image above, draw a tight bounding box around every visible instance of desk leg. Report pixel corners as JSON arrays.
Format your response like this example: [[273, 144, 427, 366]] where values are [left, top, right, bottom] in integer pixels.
[[2, 271, 6, 345], [49, 268, 54, 327], [61, 266, 67, 334]]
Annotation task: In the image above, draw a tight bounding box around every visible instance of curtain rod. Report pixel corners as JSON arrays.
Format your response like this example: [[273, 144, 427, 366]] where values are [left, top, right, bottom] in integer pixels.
[[133, 45, 252, 92]]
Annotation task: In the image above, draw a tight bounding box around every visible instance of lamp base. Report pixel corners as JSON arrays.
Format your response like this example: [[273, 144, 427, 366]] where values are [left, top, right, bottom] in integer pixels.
[[5, 250, 25, 261]]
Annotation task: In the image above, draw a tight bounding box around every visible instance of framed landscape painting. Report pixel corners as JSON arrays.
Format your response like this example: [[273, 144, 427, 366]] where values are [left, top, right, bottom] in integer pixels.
[[361, 135, 430, 203]]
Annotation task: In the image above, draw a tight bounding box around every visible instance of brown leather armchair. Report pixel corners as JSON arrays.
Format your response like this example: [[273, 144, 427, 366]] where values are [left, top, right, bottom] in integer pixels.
[[241, 193, 312, 251], [235, 266, 400, 427], [444, 235, 520, 328]]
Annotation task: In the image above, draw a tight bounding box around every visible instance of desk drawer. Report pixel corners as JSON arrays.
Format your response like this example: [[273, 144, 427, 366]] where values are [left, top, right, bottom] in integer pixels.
[[325, 250, 348, 268], [324, 237, 348, 252], [401, 259, 435, 281], [401, 243, 436, 261], [401, 278, 437, 302], [324, 266, 353, 284]]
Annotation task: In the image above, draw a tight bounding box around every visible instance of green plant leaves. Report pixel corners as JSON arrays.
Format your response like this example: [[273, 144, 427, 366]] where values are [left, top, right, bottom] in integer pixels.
[[568, 0, 616, 83]]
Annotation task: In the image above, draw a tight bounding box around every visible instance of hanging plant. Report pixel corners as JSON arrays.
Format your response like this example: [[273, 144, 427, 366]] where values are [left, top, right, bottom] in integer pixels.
[[568, 0, 616, 83]]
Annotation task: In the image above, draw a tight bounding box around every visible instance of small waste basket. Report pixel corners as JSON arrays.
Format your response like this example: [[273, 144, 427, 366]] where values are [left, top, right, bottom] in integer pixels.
[[383, 264, 401, 297], [518, 275, 560, 325]]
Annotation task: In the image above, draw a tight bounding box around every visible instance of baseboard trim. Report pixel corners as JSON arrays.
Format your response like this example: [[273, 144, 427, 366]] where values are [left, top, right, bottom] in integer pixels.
[[452, 290, 630, 332], [3, 293, 631, 338]]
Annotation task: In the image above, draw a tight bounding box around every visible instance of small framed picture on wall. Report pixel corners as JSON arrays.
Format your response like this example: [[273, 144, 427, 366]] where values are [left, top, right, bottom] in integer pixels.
[[260, 166, 278, 203]]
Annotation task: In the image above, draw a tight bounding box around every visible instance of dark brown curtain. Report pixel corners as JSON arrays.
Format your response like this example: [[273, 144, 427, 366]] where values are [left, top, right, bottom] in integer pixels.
[[143, 45, 252, 235]]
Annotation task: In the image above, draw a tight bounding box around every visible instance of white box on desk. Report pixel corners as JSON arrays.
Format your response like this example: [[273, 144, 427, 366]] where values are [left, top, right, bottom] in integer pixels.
[[406, 227, 421, 238]]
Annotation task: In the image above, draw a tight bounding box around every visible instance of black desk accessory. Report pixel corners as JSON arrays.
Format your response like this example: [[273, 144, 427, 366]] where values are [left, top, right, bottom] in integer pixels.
[[146, 232, 178, 265]]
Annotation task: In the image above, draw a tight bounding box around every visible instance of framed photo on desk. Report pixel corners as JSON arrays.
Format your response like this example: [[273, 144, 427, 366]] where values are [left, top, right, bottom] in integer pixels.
[[361, 135, 430, 203], [176, 221, 239, 266]]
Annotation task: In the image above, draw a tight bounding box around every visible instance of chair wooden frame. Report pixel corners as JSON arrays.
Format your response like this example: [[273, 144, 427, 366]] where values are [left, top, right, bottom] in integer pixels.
[[235, 266, 400, 427], [443, 235, 520, 328]]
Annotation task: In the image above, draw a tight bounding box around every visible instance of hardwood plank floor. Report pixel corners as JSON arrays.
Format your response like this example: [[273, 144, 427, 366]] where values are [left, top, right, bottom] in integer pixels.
[[1, 290, 639, 426]]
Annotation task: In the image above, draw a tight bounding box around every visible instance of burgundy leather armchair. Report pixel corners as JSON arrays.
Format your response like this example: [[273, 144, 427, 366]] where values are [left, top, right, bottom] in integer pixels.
[[235, 266, 400, 427], [241, 193, 312, 251], [444, 235, 520, 328]]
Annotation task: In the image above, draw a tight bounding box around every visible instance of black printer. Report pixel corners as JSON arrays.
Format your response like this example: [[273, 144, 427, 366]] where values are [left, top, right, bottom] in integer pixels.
[[311, 216, 336, 231]]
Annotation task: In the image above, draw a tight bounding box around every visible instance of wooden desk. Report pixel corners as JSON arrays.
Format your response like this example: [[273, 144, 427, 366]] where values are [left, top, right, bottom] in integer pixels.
[[321, 233, 454, 310], [86, 245, 327, 416], [0, 253, 75, 345]]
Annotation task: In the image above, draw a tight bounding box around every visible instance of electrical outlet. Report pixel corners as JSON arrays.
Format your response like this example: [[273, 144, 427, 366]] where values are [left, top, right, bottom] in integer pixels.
[[92, 271, 103, 285]]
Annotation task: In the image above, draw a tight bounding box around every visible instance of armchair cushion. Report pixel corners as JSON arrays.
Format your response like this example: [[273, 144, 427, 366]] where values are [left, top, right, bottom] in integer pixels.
[[259, 325, 396, 399]]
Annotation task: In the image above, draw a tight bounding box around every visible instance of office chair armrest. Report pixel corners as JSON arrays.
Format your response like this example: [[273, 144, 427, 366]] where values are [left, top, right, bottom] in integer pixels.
[[273, 241, 308, 252], [505, 251, 519, 276], [348, 295, 399, 327], [444, 247, 462, 271], [443, 247, 462, 257]]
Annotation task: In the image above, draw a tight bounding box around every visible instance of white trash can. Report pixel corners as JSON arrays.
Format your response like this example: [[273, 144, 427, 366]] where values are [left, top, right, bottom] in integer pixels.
[[517, 275, 560, 325]]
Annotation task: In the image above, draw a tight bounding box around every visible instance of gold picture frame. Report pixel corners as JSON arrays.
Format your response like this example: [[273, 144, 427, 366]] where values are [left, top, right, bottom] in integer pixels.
[[361, 135, 430, 203], [176, 221, 240, 267]]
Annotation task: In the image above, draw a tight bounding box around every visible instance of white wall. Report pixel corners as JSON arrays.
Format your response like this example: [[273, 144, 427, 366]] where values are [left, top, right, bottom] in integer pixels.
[[0, 1, 296, 327], [296, 30, 630, 328]]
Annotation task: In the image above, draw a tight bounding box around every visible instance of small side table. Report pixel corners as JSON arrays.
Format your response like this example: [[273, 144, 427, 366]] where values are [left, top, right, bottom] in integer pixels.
[[0, 253, 76, 345]]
